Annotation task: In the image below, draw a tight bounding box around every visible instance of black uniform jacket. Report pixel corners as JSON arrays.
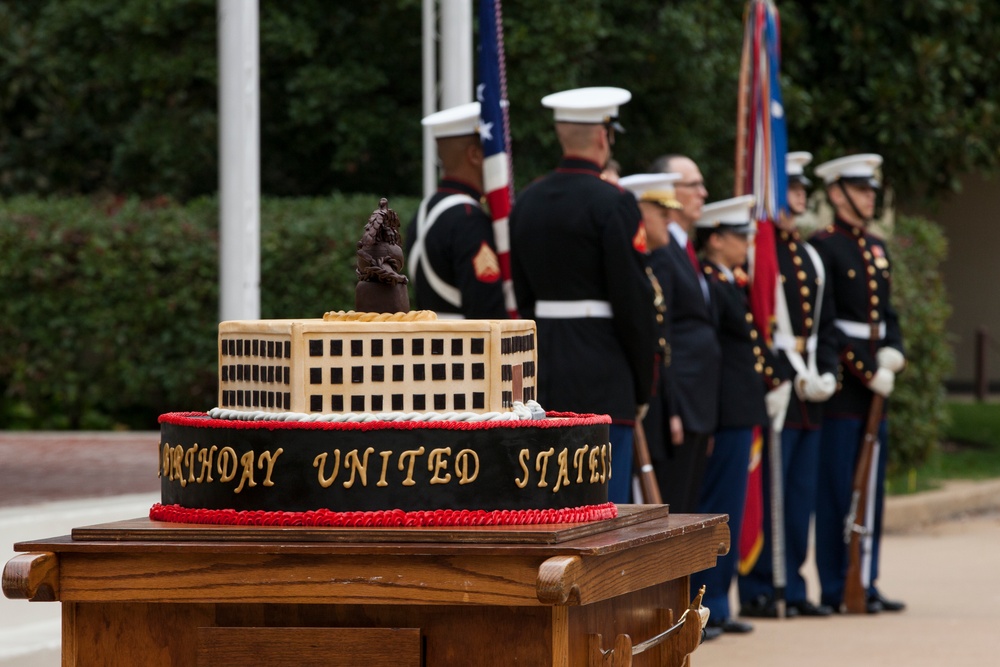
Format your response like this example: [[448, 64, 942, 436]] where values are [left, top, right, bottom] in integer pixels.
[[703, 261, 767, 430], [773, 229, 840, 429], [659, 234, 721, 436], [809, 218, 905, 418], [642, 247, 677, 455], [509, 156, 654, 423], [405, 178, 508, 319]]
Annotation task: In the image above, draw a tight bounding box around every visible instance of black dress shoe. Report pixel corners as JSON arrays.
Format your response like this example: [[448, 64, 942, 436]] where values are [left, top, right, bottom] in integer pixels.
[[740, 595, 800, 619], [708, 618, 754, 634], [788, 600, 834, 617], [702, 625, 723, 642], [869, 591, 906, 612], [829, 598, 882, 614]]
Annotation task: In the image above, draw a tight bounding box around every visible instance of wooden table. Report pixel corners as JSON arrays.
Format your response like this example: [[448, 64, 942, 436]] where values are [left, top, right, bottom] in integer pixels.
[[3, 505, 728, 667]]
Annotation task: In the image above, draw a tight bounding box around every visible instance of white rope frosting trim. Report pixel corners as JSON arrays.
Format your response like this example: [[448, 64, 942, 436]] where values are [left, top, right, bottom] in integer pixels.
[[208, 400, 546, 423]]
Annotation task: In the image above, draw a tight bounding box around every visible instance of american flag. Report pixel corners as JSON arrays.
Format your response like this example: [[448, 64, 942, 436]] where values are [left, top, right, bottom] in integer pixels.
[[477, 0, 518, 317]]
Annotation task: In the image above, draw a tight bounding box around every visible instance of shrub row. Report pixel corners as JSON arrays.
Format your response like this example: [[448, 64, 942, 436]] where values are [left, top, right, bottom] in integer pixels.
[[0, 194, 418, 429]]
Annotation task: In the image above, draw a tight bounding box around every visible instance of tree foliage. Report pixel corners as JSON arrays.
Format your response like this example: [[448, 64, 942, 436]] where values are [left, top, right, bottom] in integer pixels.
[[1, 0, 998, 203]]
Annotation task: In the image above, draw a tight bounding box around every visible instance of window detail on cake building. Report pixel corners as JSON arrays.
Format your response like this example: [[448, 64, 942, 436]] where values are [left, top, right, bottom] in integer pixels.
[[219, 322, 537, 415]]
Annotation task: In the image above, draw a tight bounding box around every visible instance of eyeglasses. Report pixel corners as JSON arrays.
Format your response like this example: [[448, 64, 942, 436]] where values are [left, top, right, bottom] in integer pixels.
[[675, 180, 706, 190]]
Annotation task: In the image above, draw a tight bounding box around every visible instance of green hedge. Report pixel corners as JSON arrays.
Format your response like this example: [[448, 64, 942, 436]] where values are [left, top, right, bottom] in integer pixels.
[[0, 194, 418, 429], [886, 214, 953, 473]]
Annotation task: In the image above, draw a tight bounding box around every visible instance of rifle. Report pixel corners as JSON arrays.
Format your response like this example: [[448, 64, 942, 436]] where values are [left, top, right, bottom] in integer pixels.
[[843, 393, 886, 613], [633, 419, 663, 504]]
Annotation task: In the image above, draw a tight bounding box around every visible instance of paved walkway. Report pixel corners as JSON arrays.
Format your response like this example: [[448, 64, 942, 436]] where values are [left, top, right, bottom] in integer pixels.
[[1, 431, 999, 666]]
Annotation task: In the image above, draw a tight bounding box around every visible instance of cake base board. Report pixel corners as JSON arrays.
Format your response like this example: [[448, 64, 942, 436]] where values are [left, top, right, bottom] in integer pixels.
[[71, 504, 669, 545]]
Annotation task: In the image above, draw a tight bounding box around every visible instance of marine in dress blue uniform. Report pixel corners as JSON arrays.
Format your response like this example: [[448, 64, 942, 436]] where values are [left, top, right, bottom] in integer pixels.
[[406, 102, 507, 320], [687, 196, 768, 636], [620, 172, 685, 481], [739, 151, 840, 618], [509, 88, 655, 504], [808, 154, 906, 614]]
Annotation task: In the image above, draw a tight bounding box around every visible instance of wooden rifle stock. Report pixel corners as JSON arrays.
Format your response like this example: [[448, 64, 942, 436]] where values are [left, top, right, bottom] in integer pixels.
[[633, 419, 663, 504], [843, 393, 885, 613]]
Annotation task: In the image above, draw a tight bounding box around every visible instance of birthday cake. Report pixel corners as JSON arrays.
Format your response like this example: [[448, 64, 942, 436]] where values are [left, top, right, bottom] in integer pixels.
[[151, 200, 615, 527]]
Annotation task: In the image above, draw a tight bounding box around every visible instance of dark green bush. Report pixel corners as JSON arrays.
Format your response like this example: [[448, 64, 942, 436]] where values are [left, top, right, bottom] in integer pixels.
[[0, 194, 418, 429], [887, 214, 953, 472]]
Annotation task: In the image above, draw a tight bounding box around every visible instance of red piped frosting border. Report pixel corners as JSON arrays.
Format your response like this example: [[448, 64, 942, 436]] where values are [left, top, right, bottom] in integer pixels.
[[159, 411, 610, 432], [150, 502, 618, 527]]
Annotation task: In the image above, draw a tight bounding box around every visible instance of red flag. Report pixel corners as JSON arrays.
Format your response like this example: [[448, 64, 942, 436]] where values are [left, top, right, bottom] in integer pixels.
[[735, 0, 788, 575]]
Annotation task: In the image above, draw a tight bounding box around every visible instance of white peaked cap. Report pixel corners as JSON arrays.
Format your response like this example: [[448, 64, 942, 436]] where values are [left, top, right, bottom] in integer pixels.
[[813, 153, 883, 186], [619, 173, 683, 209], [786, 151, 813, 177], [696, 195, 756, 233], [422, 102, 481, 139], [541, 86, 631, 124]]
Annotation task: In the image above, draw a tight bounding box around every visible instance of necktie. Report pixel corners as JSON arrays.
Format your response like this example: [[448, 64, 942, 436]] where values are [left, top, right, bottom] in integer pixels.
[[686, 239, 701, 275]]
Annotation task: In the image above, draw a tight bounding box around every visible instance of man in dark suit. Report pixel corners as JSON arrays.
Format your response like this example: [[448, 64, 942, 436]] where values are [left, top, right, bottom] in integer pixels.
[[509, 87, 654, 504], [809, 153, 906, 614], [647, 154, 721, 513], [406, 102, 508, 320]]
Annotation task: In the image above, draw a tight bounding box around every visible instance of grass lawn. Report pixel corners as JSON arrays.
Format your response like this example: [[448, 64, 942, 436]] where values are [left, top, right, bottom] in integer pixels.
[[887, 400, 1000, 494]]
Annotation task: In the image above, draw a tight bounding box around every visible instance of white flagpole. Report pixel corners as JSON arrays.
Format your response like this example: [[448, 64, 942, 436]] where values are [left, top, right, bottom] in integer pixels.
[[218, 0, 260, 322], [422, 0, 438, 198]]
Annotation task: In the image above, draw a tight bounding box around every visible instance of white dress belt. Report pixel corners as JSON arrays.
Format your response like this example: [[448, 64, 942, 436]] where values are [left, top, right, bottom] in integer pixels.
[[534, 299, 613, 319], [772, 333, 818, 354], [836, 319, 886, 340]]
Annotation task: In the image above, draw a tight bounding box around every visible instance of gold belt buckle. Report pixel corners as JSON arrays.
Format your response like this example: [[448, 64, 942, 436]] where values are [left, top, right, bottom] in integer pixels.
[[871, 323, 880, 341]]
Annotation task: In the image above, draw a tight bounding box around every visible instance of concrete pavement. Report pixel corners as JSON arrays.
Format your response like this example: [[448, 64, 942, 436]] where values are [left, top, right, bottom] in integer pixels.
[[2, 431, 999, 666]]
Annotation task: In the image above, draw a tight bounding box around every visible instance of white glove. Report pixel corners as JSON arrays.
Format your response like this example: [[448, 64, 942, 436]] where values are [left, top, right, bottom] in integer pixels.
[[868, 367, 895, 398], [803, 372, 837, 403], [793, 372, 810, 402], [877, 347, 906, 373], [765, 381, 792, 432], [636, 403, 649, 421]]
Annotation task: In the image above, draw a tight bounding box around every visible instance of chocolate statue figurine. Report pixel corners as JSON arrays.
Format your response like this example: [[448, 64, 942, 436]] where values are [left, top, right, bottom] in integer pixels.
[[355, 198, 410, 313]]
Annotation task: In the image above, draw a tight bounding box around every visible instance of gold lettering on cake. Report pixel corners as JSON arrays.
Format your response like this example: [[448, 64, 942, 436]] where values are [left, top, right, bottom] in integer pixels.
[[455, 449, 480, 484], [573, 445, 590, 483], [515, 449, 531, 488], [197, 445, 218, 483], [257, 448, 283, 487], [313, 450, 342, 488], [588, 446, 601, 483], [343, 447, 376, 488], [171, 445, 184, 483], [183, 444, 199, 486], [233, 450, 257, 494], [601, 444, 609, 483], [160, 443, 171, 478], [377, 450, 393, 487], [217, 446, 238, 482], [398, 447, 426, 487], [552, 448, 571, 493], [534, 448, 555, 488], [428, 447, 453, 484]]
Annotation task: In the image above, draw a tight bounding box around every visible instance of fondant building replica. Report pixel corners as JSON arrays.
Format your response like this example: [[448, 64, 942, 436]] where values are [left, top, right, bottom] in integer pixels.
[[218, 313, 537, 415]]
